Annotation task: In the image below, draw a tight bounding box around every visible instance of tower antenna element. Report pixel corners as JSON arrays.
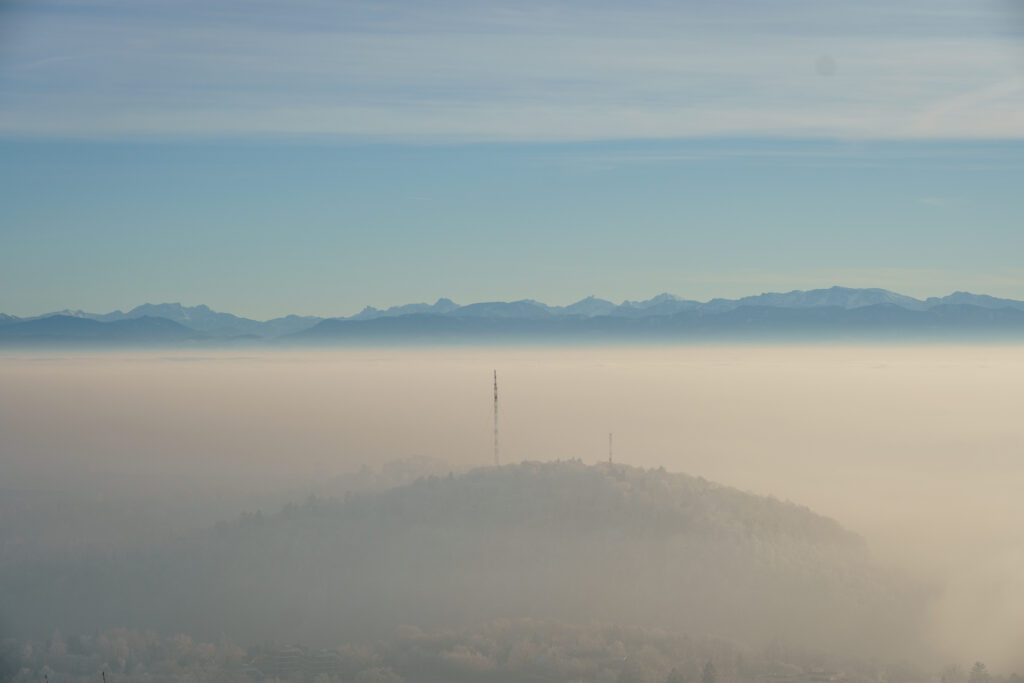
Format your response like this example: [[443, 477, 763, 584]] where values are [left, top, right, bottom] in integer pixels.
[[493, 370, 500, 466]]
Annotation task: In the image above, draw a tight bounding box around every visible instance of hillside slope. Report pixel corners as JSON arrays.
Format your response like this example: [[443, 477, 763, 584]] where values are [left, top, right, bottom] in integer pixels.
[[1, 462, 926, 657]]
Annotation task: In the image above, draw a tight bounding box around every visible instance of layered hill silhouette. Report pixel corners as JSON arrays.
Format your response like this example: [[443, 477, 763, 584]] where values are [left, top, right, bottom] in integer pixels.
[[0, 314, 205, 344], [4, 286, 1024, 345], [3, 461, 927, 658]]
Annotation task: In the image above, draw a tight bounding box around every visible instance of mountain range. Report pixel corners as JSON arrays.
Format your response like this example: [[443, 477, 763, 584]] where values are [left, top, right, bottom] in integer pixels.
[[4, 286, 1024, 345]]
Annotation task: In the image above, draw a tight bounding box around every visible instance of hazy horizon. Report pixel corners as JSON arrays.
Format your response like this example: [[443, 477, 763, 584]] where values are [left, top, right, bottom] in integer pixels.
[[6, 284, 1024, 322]]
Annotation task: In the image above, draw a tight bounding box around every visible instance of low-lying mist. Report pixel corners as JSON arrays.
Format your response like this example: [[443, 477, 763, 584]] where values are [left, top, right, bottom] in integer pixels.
[[2, 346, 1023, 671]]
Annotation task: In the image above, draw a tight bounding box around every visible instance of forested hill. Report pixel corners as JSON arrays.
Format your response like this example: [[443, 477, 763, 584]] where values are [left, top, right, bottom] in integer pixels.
[[2, 462, 926, 660], [354, 460, 862, 547]]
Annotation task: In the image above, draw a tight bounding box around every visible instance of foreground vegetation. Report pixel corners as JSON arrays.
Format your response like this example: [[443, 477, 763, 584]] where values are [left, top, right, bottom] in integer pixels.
[[6, 618, 1007, 683]]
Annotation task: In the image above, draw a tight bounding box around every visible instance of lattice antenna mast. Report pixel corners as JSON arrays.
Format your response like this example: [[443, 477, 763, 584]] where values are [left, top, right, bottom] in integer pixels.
[[493, 370, 500, 466], [608, 432, 613, 464]]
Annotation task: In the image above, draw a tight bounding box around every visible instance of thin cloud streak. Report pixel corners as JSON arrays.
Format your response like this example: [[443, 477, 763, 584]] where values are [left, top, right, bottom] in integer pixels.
[[1, 0, 1022, 141]]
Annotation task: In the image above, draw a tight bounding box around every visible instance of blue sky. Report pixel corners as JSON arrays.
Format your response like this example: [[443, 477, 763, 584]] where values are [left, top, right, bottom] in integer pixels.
[[2, 0, 1023, 318]]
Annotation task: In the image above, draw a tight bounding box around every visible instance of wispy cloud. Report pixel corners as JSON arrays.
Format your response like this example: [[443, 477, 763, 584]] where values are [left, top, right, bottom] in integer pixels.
[[1, 0, 1022, 140]]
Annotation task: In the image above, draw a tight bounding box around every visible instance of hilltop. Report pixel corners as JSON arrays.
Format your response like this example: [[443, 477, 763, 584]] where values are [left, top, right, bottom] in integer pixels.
[[2, 461, 927, 659]]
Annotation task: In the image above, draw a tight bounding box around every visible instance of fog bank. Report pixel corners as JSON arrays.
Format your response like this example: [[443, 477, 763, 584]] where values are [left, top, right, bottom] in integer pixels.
[[2, 346, 1022, 667]]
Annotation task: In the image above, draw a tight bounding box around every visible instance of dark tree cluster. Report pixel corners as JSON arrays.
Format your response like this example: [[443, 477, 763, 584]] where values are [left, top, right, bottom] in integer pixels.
[[0, 618, 932, 683]]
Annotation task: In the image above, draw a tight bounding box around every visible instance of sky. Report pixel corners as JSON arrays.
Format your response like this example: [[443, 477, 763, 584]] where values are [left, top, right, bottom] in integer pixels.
[[2, 0, 1024, 319]]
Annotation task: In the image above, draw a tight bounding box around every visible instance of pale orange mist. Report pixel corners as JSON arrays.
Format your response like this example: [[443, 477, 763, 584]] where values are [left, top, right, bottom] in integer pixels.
[[2, 346, 1023, 667]]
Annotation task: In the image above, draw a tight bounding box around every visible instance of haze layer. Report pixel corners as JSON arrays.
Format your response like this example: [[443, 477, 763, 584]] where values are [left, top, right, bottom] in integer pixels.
[[1, 346, 1022, 666]]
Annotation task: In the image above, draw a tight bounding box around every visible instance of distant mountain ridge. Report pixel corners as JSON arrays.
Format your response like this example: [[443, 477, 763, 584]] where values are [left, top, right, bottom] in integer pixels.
[[0, 302, 323, 338], [5, 287, 1024, 345], [0, 315, 206, 344]]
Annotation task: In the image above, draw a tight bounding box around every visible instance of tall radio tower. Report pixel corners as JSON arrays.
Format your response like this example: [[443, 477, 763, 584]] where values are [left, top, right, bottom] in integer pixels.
[[493, 370, 500, 466]]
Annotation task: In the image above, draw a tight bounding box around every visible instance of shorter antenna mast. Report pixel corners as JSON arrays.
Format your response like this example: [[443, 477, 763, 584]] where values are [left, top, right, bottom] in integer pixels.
[[608, 432, 613, 464]]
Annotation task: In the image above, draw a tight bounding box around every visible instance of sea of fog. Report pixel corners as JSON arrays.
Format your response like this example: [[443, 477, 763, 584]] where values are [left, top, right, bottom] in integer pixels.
[[2, 346, 1023, 667]]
